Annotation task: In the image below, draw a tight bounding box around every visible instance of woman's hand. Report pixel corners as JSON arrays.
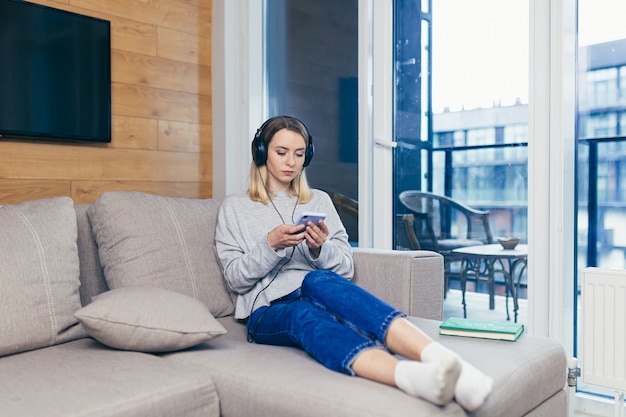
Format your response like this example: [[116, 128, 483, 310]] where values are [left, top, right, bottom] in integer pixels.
[[267, 224, 306, 250], [303, 219, 328, 258]]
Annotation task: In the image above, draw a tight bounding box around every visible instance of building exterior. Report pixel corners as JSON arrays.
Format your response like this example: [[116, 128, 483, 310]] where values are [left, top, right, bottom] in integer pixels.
[[431, 39, 626, 269]]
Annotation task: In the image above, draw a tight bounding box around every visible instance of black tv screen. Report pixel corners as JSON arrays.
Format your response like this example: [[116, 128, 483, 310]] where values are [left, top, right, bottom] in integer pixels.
[[0, 0, 111, 143]]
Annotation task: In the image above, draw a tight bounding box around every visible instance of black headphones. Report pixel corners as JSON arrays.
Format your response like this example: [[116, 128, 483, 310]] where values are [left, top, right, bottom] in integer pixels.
[[252, 116, 314, 167]]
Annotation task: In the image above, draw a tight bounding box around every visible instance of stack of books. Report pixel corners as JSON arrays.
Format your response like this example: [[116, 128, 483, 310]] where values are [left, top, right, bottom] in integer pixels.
[[439, 317, 524, 342]]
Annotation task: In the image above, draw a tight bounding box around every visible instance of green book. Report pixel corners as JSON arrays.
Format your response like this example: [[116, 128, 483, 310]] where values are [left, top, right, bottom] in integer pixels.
[[439, 317, 524, 342]]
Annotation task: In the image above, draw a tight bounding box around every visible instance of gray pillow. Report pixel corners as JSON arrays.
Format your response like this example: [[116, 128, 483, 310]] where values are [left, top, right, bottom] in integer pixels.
[[75, 287, 227, 352], [87, 191, 234, 317], [0, 197, 86, 357]]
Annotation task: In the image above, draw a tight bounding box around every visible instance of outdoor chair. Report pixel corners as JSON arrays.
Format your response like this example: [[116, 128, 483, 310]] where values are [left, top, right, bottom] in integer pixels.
[[323, 190, 359, 245], [398, 190, 494, 294]]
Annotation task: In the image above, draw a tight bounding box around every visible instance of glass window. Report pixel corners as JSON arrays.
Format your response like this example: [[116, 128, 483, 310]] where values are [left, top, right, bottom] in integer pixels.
[[576, 0, 626, 401], [581, 112, 618, 139], [265, 0, 359, 245], [466, 128, 495, 146], [393, 0, 529, 324], [620, 111, 626, 135], [620, 66, 626, 103], [503, 124, 528, 144], [587, 68, 618, 107]]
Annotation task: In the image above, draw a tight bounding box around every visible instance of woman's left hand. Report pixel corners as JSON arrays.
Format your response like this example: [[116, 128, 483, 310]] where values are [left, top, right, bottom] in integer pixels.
[[304, 219, 328, 257]]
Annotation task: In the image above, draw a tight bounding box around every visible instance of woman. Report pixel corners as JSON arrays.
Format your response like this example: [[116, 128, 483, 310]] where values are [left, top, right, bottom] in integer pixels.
[[215, 116, 492, 411]]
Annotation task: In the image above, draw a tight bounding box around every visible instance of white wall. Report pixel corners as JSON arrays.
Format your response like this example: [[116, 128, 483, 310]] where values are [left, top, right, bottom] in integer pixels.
[[211, 0, 263, 198]]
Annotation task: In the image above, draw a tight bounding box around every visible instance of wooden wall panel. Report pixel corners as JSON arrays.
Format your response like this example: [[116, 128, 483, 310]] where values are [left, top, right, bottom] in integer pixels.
[[0, 180, 71, 202], [70, 0, 211, 37], [112, 83, 210, 124], [72, 181, 211, 204], [158, 120, 212, 154], [0, 0, 212, 204], [112, 50, 211, 96], [111, 116, 159, 150], [158, 27, 211, 66], [0, 141, 210, 182]]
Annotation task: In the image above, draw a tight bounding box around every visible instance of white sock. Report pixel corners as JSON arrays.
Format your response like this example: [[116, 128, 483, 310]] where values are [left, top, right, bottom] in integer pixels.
[[454, 359, 493, 412], [420, 342, 493, 411], [394, 356, 460, 405]]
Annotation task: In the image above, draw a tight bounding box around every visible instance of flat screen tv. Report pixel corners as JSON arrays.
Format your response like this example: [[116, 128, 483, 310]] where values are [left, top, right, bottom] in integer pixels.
[[0, 0, 111, 143]]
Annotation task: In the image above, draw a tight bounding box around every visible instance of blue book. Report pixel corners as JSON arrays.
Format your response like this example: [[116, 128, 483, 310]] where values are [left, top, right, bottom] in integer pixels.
[[439, 317, 524, 341]]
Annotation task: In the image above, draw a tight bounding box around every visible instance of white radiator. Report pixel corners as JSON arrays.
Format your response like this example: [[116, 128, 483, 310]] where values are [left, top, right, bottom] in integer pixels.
[[581, 267, 626, 417]]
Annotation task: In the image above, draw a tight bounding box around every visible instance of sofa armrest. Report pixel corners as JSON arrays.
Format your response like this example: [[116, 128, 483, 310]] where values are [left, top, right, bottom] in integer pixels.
[[352, 248, 444, 320]]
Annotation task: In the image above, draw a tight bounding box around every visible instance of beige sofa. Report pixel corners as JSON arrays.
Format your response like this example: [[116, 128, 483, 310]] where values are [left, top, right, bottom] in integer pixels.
[[0, 192, 567, 417]]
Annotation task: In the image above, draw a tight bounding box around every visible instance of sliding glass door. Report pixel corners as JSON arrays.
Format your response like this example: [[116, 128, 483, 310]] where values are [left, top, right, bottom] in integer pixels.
[[575, 0, 626, 400], [391, 1, 530, 323], [265, 0, 359, 245]]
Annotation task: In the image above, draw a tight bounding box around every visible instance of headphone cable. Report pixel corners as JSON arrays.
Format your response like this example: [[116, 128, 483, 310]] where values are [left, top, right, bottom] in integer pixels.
[[247, 167, 300, 342]]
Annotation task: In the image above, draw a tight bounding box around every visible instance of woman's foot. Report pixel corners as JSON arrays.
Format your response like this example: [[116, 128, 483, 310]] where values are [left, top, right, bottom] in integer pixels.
[[420, 342, 493, 411], [394, 353, 461, 405], [454, 359, 493, 411]]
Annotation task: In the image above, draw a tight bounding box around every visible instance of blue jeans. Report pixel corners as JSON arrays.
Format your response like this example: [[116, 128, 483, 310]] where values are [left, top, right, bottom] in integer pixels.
[[247, 269, 405, 375]]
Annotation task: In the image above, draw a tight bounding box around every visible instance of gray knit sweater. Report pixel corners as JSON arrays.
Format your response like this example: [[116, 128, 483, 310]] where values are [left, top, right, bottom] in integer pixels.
[[215, 189, 354, 319]]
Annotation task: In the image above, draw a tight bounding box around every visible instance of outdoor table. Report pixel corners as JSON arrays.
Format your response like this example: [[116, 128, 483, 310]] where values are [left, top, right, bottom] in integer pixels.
[[452, 244, 528, 322]]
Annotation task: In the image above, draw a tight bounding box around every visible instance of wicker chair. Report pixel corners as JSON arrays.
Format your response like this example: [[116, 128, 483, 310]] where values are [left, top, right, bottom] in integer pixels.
[[323, 190, 358, 245], [398, 190, 494, 294]]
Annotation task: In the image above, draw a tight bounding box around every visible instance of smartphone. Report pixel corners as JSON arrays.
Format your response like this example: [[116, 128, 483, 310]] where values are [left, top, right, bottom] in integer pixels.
[[294, 212, 327, 228]]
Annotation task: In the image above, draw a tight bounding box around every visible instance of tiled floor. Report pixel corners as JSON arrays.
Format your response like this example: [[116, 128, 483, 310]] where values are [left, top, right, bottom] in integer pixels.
[[443, 288, 528, 325]]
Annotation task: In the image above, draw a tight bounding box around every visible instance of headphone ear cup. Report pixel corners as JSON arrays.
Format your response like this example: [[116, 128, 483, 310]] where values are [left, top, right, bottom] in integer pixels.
[[303, 135, 314, 167], [252, 132, 267, 166]]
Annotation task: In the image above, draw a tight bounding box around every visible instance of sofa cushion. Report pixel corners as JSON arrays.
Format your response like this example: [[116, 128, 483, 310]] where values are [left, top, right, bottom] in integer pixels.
[[75, 287, 227, 352], [87, 191, 234, 317], [0, 197, 86, 357], [162, 316, 566, 417], [162, 318, 467, 417], [413, 318, 566, 417], [74, 204, 109, 306], [0, 338, 219, 417]]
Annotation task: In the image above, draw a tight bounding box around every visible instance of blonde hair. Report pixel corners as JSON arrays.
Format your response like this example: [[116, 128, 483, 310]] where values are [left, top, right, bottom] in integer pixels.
[[248, 164, 313, 204], [248, 116, 314, 204]]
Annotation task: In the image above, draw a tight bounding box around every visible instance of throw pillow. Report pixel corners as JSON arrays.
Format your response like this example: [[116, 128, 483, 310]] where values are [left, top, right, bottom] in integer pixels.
[[75, 287, 227, 352], [87, 191, 234, 317], [0, 197, 86, 357]]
